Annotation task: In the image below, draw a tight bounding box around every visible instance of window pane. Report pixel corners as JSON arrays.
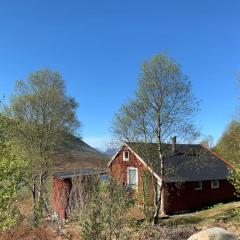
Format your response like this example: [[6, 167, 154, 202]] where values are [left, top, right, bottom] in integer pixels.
[[100, 173, 108, 182], [123, 151, 129, 161], [129, 169, 137, 186], [211, 180, 219, 188], [195, 181, 202, 190]]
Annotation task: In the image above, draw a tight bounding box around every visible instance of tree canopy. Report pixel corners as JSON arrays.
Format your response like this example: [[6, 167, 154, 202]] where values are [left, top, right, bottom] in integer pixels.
[[6, 69, 80, 223], [215, 120, 240, 165], [113, 53, 199, 144]]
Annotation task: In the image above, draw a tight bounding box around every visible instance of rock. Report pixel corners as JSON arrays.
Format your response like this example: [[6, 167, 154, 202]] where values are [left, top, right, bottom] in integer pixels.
[[188, 227, 238, 240]]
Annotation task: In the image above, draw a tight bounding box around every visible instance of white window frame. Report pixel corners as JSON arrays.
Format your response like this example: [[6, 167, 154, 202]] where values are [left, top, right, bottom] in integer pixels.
[[211, 180, 219, 189], [195, 181, 202, 190], [123, 150, 129, 161], [127, 167, 138, 189]]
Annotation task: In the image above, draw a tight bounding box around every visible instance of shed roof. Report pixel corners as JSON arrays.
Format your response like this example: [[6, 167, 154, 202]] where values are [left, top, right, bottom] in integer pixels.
[[53, 168, 108, 179]]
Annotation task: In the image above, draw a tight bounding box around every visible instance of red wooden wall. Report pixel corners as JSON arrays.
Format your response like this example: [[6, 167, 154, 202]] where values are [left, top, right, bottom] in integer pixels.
[[109, 146, 146, 189], [51, 177, 72, 219], [166, 180, 236, 214]]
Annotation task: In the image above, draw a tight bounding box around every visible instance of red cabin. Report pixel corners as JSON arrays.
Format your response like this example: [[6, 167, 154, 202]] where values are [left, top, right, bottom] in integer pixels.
[[108, 140, 237, 214]]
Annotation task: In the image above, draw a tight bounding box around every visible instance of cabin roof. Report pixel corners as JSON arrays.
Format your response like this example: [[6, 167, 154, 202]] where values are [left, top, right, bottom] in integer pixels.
[[115, 142, 233, 183]]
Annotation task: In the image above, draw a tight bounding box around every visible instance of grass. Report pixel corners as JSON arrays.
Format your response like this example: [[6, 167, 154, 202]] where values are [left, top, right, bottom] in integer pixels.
[[121, 201, 240, 238], [163, 201, 240, 236]]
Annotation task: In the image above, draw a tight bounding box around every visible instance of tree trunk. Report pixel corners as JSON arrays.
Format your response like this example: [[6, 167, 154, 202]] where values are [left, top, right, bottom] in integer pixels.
[[152, 109, 164, 225], [153, 184, 162, 224], [32, 180, 38, 224], [43, 189, 50, 213]]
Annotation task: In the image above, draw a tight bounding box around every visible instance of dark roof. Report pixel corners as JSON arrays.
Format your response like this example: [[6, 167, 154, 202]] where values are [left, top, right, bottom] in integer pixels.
[[53, 168, 108, 179], [126, 142, 232, 183]]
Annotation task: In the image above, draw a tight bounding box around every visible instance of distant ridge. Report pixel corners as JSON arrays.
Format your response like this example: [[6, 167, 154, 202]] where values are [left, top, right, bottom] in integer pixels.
[[104, 147, 118, 156], [55, 133, 102, 154], [53, 134, 109, 172]]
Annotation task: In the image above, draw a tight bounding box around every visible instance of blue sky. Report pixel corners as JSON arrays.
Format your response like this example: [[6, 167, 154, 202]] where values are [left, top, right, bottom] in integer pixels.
[[0, 1, 240, 149]]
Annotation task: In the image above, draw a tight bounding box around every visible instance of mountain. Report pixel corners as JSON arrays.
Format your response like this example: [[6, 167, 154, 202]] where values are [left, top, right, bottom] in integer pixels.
[[104, 147, 118, 156], [53, 134, 110, 172]]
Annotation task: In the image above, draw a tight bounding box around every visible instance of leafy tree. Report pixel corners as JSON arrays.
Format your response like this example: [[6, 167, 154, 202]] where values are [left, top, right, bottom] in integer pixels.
[[214, 76, 240, 204], [113, 53, 199, 224], [215, 120, 240, 195], [214, 120, 240, 165], [0, 115, 27, 229], [6, 69, 80, 224]]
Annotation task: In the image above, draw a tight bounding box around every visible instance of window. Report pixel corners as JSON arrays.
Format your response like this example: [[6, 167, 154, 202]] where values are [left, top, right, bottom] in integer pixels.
[[123, 150, 129, 161], [211, 180, 219, 189], [127, 167, 138, 188], [195, 181, 202, 190], [100, 173, 109, 182]]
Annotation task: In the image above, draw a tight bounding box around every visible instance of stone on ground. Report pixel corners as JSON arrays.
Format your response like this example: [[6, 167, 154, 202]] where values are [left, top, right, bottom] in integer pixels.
[[188, 227, 238, 240]]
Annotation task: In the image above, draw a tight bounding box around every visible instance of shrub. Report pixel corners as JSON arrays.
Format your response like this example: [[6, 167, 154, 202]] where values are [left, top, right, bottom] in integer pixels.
[[79, 177, 135, 240], [0, 226, 53, 240]]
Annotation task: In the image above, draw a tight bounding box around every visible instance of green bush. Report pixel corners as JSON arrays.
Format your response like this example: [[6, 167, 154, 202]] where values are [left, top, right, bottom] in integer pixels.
[[80, 178, 134, 240]]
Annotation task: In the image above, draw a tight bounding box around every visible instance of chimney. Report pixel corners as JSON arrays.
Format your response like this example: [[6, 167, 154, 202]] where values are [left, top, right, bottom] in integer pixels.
[[172, 136, 177, 153]]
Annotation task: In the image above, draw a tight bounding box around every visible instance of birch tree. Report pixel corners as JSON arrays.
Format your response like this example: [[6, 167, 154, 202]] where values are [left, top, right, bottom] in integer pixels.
[[6, 69, 80, 224], [113, 53, 199, 224]]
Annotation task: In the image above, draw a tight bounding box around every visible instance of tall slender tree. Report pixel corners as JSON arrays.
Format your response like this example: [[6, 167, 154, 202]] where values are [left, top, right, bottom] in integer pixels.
[[113, 53, 199, 224], [6, 69, 80, 223]]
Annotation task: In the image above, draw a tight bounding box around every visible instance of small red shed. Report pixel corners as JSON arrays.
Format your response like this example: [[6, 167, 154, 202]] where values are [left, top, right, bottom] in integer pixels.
[[51, 168, 108, 220], [50, 135, 109, 220]]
